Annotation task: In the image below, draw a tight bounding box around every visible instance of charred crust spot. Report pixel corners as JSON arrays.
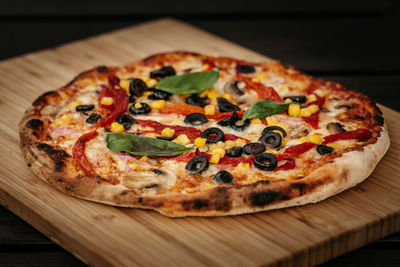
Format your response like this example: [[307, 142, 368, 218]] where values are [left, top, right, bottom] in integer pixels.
[[120, 191, 128, 196], [349, 115, 365, 120], [96, 66, 108, 73], [212, 187, 231, 211], [182, 199, 209, 210], [27, 163, 32, 167], [26, 119, 43, 130], [65, 69, 92, 87], [33, 91, 55, 106], [250, 191, 283, 207], [138, 197, 143, 203], [374, 114, 384, 125], [290, 183, 307, 196], [37, 143, 69, 171]]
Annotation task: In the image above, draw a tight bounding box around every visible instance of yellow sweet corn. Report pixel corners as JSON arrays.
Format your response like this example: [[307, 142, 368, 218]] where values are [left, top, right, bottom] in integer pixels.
[[206, 89, 219, 100], [299, 136, 309, 143], [288, 103, 301, 117], [161, 127, 175, 138], [146, 78, 158, 87], [327, 143, 340, 150], [69, 101, 82, 109], [134, 102, 143, 109], [257, 73, 268, 81], [151, 100, 166, 109], [209, 153, 223, 164], [277, 85, 288, 92], [307, 104, 319, 114], [250, 118, 262, 124], [307, 94, 317, 102], [251, 78, 260, 83], [204, 105, 215, 116], [139, 156, 149, 162], [173, 134, 190, 145], [212, 147, 226, 158], [308, 135, 323, 144], [50, 114, 72, 127], [266, 116, 279, 126], [143, 91, 153, 97], [284, 98, 292, 103], [235, 162, 250, 172], [236, 138, 247, 147], [171, 118, 182, 124], [276, 122, 289, 131], [194, 137, 207, 147], [119, 80, 130, 94], [224, 140, 236, 150], [221, 93, 233, 101], [101, 97, 114, 105], [111, 122, 124, 132], [300, 108, 312, 117], [199, 89, 210, 98]]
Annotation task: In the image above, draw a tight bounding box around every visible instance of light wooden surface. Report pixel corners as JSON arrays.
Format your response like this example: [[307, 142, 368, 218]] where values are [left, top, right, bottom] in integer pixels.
[[0, 18, 399, 267]]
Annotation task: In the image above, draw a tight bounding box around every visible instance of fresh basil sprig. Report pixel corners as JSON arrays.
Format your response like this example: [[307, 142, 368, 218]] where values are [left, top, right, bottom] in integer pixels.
[[156, 70, 219, 95], [104, 133, 193, 157], [242, 100, 293, 121]]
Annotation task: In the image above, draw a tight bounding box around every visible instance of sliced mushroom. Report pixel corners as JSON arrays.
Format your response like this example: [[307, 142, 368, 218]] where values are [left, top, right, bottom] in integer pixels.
[[327, 122, 346, 134], [236, 93, 258, 106], [334, 100, 352, 110], [224, 80, 245, 96], [288, 124, 311, 139], [123, 169, 176, 192]]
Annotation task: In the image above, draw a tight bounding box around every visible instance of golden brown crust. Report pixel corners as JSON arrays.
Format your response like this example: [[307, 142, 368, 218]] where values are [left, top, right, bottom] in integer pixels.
[[19, 51, 390, 217]]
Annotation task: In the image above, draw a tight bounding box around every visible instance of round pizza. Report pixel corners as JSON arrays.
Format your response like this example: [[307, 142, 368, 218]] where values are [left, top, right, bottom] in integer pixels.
[[19, 51, 389, 217]]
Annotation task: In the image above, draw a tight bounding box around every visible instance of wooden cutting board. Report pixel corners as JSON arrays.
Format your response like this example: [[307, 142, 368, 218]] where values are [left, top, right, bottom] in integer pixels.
[[0, 18, 399, 267]]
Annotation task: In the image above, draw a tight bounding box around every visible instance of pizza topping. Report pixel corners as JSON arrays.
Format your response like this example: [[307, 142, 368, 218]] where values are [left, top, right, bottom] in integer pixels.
[[224, 81, 245, 96], [217, 97, 240, 113], [160, 103, 204, 116], [185, 155, 209, 174], [105, 133, 193, 156], [235, 64, 256, 74], [156, 136, 174, 141], [326, 122, 346, 134], [301, 111, 320, 129], [202, 127, 225, 144], [185, 94, 207, 107], [115, 114, 136, 130], [288, 124, 310, 139], [230, 118, 250, 132], [254, 153, 277, 171], [129, 78, 148, 97], [76, 104, 95, 112], [259, 132, 282, 149], [275, 154, 296, 171], [213, 171, 234, 184], [147, 89, 171, 100], [129, 102, 151, 115], [236, 72, 282, 102], [226, 146, 244, 158], [316, 145, 335, 155], [322, 128, 371, 144], [150, 66, 176, 79], [86, 113, 102, 124], [72, 130, 99, 177], [217, 111, 238, 127], [283, 96, 307, 104], [184, 113, 208, 126], [285, 142, 315, 155], [242, 100, 291, 121], [156, 70, 219, 95], [136, 119, 202, 140], [262, 126, 287, 138], [244, 143, 266, 155]]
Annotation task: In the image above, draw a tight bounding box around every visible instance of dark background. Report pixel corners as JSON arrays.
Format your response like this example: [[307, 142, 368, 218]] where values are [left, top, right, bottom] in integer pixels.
[[1, 0, 400, 266]]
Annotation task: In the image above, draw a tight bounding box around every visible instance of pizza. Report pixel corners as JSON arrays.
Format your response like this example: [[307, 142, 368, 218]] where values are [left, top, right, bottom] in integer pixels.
[[19, 51, 389, 217]]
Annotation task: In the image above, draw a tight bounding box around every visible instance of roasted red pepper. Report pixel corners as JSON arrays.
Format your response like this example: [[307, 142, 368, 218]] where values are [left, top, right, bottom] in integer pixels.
[[224, 134, 249, 143], [72, 131, 99, 177], [236, 72, 282, 102], [275, 154, 296, 171], [159, 103, 205, 116], [136, 119, 202, 140], [322, 128, 371, 144], [98, 76, 129, 127], [285, 142, 315, 155], [302, 111, 320, 129], [202, 58, 216, 71], [306, 94, 325, 108], [218, 155, 254, 165]]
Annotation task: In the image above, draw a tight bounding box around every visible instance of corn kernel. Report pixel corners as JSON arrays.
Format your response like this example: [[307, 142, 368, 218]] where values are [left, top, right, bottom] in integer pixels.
[[206, 89, 219, 100], [307, 94, 317, 102], [119, 80, 130, 94], [194, 137, 207, 147], [69, 101, 82, 109], [250, 118, 262, 124], [146, 78, 158, 87], [209, 153, 222, 164], [276, 122, 289, 131], [199, 89, 210, 98], [161, 127, 175, 138], [327, 143, 340, 150], [209, 142, 224, 151], [235, 162, 250, 172], [111, 122, 124, 132], [236, 138, 247, 147], [204, 105, 215, 115], [266, 116, 279, 126], [171, 118, 181, 124], [151, 100, 166, 109], [257, 73, 268, 80], [213, 147, 226, 157], [221, 93, 233, 101], [134, 102, 143, 109], [101, 97, 114, 105], [224, 140, 236, 150], [300, 108, 312, 117], [299, 136, 309, 143], [139, 156, 149, 162], [50, 114, 72, 127], [284, 98, 292, 103], [308, 135, 323, 144], [308, 104, 319, 114], [251, 78, 260, 83], [173, 134, 190, 145], [144, 91, 153, 97], [288, 103, 301, 117], [277, 85, 288, 92]]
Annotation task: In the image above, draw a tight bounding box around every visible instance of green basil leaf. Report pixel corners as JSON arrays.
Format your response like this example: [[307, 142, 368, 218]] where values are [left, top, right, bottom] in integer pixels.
[[156, 71, 219, 94], [104, 133, 193, 157], [242, 100, 292, 121]]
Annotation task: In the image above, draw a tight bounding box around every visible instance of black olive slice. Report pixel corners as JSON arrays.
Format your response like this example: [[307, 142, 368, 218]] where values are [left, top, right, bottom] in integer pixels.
[[150, 66, 176, 79], [128, 95, 136, 103], [76, 104, 95, 112], [259, 132, 282, 149], [129, 102, 151, 115], [86, 113, 102, 124], [156, 136, 174, 141], [226, 146, 243, 158], [129, 78, 148, 97], [316, 145, 334, 155], [231, 118, 250, 131], [243, 142, 266, 155], [115, 114, 136, 130], [185, 155, 209, 174], [201, 127, 225, 144], [254, 153, 277, 171], [185, 94, 207, 107], [213, 171, 234, 184], [217, 97, 240, 113], [184, 113, 208, 126], [217, 112, 239, 127], [283, 96, 307, 103], [262, 126, 287, 137], [147, 89, 171, 100], [235, 64, 256, 74]]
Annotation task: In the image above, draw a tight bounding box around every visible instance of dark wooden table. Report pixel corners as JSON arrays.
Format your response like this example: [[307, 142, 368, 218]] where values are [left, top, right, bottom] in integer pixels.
[[1, 1, 399, 266]]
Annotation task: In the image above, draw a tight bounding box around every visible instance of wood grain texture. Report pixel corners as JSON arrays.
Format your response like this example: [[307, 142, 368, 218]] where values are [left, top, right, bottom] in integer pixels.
[[0, 18, 399, 266]]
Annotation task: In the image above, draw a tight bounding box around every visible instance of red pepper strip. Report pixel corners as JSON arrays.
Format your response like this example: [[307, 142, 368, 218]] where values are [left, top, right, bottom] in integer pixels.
[[224, 134, 250, 143], [72, 131, 99, 177], [306, 94, 325, 108], [159, 103, 205, 116], [218, 155, 254, 165], [275, 154, 296, 171], [202, 58, 216, 71], [209, 110, 245, 121], [285, 142, 315, 155], [98, 76, 129, 127], [236, 72, 282, 102], [136, 119, 202, 140], [302, 111, 320, 129], [322, 129, 371, 145]]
